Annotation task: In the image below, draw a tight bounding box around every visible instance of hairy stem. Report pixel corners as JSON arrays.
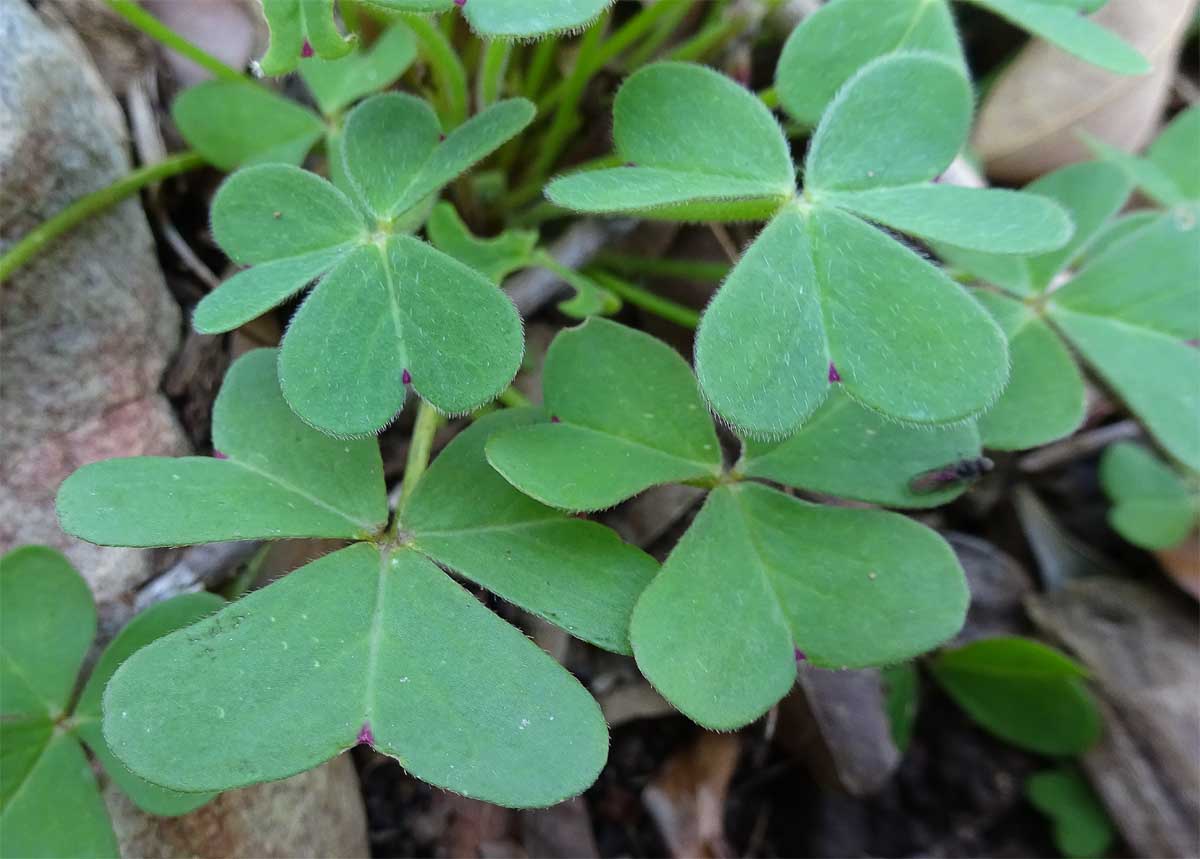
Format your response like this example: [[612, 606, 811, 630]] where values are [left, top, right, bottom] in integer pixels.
[[395, 399, 443, 521], [106, 0, 245, 82], [0, 151, 205, 284], [586, 270, 701, 329], [476, 40, 512, 109], [405, 14, 468, 128], [592, 251, 730, 283]]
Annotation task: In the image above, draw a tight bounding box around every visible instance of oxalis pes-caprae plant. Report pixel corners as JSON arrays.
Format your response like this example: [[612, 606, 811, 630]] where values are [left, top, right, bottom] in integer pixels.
[[31, 0, 1195, 823]]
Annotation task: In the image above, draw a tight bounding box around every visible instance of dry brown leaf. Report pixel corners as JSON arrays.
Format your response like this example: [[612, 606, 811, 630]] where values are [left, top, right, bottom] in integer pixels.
[[1154, 531, 1200, 600], [643, 733, 741, 859], [974, 0, 1198, 182]]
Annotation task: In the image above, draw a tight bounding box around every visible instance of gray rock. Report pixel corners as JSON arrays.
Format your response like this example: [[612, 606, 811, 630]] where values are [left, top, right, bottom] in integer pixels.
[[0, 0, 186, 606], [1026, 576, 1200, 858]]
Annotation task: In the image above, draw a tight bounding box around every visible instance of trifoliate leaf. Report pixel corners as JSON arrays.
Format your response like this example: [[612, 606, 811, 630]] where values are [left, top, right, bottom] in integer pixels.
[[822, 185, 1073, 254], [804, 53, 972, 193], [630, 483, 968, 729], [57, 349, 388, 546], [739, 388, 983, 508], [775, 0, 964, 127], [1027, 767, 1115, 859], [1100, 442, 1198, 550], [930, 636, 1102, 755], [974, 291, 1086, 450], [172, 82, 325, 170], [101, 543, 608, 807], [0, 547, 94, 719], [963, 0, 1149, 75], [486, 319, 722, 511], [403, 409, 657, 654], [546, 62, 794, 221], [300, 23, 417, 116], [258, 0, 353, 76]]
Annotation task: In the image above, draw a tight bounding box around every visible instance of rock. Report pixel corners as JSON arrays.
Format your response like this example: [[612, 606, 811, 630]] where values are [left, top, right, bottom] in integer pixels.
[[0, 0, 187, 607], [777, 666, 901, 796], [102, 755, 369, 858], [1026, 576, 1200, 858], [945, 532, 1035, 643]]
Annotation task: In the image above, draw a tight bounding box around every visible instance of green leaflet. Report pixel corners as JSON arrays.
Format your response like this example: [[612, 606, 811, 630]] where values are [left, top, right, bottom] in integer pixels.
[[1027, 767, 1116, 859], [1147, 106, 1200, 203], [973, 291, 1085, 450], [0, 547, 94, 719], [258, 0, 353, 75], [0, 730, 118, 859], [402, 409, 658, 654], [546, 62, 794, 221], [696, 204, 1009, 436], [425, 202, 537, 282], [963, 0, 1149, 75], [58, 350, 388, 546], [341, 93, 441, 218], [209, 164, 367, 266], [740, 388, 983, 509], [930, 637, 1102, 755], [172, 82, 325, 171], [1099, 443, 1198, 550], [775, 0, 964, 127], [821, 185, 1073, 254], [299, 24, 417, 116], [486, 319, 723, 511], [1, 549, 221, 853], [630, 483, 968, 729], [101, 543, 609, 807], [804, 53, 972, 193], [1085, 136, 1185, 209]]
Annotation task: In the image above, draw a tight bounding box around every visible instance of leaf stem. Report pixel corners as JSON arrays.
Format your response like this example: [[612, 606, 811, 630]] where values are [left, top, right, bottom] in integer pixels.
[[404, 14, 468, 128], [0, 151, 206, 284], [665, 12, 746, 62], [586, 270, 701, 329], [497, 387, 532, 408], [395, 399, 443, 520], [105, 0, 245, 82], [475, 40, 512, 109], [592, 251, 730, 283]]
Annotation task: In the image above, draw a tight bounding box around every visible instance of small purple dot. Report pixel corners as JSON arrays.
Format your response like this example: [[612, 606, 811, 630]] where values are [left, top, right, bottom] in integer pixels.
[[453, 0, 466, 6], [301, 40, 314, 58], [356, 722, 374, 746], [624, 161, 636, 168], [213, 450, 228, 460], [550, 415, 561, 423], [402, 369, 412, 385], [794, 648, 807, 664], [827, 363, 841, 383], [438, 133, 446, 142]]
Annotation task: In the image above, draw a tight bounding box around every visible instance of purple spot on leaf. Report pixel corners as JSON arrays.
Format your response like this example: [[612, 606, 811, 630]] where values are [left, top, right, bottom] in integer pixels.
[[213, 450, 228, 460], [357, 723, 374, 746], [438, 133, 446, 142], [402, 369, 412, 385], [550, 415, 561, 423], [794, 648, 807, 664], [828, 363, 841, 383], [624, 161, 636, 168], [453, 0, 466, 6], [301, 40, 314, 58]]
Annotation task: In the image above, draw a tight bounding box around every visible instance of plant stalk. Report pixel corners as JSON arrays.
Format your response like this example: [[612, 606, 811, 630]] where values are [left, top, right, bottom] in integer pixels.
[[476, 40, 512, 109], [395, 399, 443, 522], [404, 14, 468, 128], [587, 270, 701, 329], [0, 151, 206, 285], [106, 0, 245, 82]]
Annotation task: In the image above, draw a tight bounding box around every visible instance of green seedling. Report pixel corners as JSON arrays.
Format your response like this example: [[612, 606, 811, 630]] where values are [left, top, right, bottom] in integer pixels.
[[175, 23, 418, 170], [190, 93, 534, 436], [485, 318, 978, 729], [930, 636, 1102, 756], [56, 349, 656, 807], [257, 0, 614, 74], [940, 157, 1200, 465], [546, 56, 1074, 436], [1100, 442, 1199, 550], [1027, 765, 1116, 858], [775, 0, 1146, 127], [1, 547, 225, 857]]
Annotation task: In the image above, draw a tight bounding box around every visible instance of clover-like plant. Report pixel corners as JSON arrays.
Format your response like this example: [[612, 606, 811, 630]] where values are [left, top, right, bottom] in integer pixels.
[[1100, 442, 1199, 551], [257, 0, 614, 74], [775, 0, 1147, 127], [1027, 765, 1115, 859], [484, 318, 981, 729], [56, 349, 657, 806], [191, 93, 535, 436], [939, 157, 1200, 465], [175, 23, 417, 171], [546, 56, 1075, 436], [1, 547, 225, 856]]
